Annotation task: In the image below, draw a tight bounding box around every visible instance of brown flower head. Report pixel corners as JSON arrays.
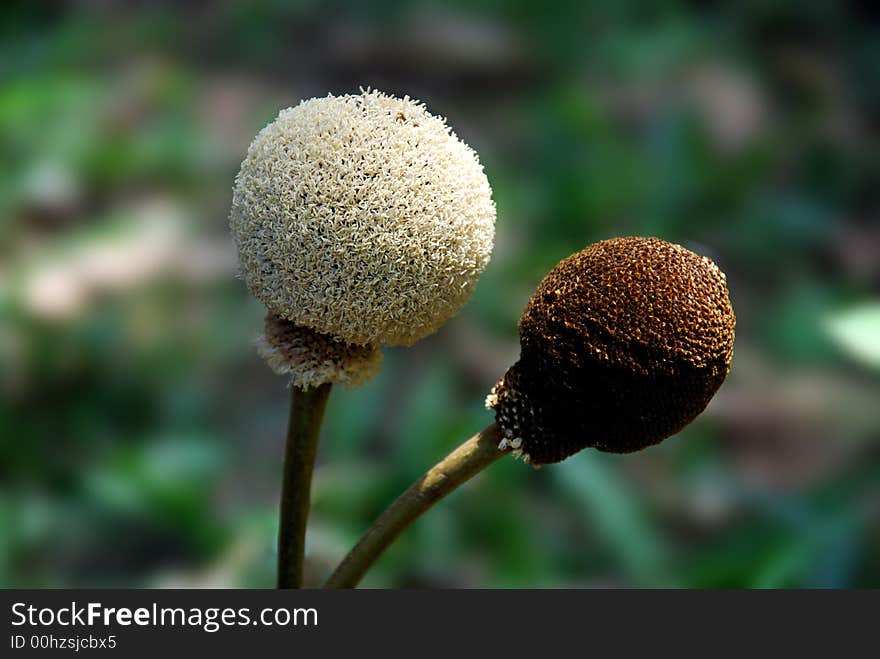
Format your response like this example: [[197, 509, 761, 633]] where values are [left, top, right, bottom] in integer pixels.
[[487, 237, 735, 465]]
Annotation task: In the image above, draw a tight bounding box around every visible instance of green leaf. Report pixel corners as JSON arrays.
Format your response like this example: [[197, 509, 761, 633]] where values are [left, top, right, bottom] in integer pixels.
[[554, 453, 673, 586], [824, 303, 880, 370]]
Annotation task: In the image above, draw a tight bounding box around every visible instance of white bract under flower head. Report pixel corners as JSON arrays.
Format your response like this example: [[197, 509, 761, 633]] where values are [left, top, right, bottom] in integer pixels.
[[231, 89, 496, 348]]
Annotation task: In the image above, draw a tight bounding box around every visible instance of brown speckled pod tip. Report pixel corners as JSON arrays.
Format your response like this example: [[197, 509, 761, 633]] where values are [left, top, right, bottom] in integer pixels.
[[487, 237, 735, 465]]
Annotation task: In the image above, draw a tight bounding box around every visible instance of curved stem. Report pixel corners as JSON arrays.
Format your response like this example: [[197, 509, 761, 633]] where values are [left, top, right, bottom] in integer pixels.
[[324, 423, 504, 588], [277, 383, 332, 588]]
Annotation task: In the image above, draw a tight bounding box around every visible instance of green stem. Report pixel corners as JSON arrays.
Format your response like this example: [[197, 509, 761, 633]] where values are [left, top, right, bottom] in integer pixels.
[[324, 423, 504, 588], [277, 383, 332, 589]]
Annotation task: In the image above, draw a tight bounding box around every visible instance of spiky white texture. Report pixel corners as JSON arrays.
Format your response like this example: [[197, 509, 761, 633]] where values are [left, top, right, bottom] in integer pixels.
[[231, 89, 496, 347]]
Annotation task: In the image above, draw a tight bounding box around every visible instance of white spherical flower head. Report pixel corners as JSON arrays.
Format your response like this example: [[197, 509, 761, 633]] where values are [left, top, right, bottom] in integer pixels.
[[231, 89, 496, 362]]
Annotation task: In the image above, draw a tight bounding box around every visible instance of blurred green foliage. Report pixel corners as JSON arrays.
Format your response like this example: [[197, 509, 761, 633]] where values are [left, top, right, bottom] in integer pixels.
[[1, 0, 878, 588]]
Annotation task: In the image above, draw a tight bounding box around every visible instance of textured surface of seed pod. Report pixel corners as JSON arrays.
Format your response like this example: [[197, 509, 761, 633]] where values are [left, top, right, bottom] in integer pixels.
[[489, 237, 735, 464], [230, 89, 496, 350], [257, 315, 382, 389]]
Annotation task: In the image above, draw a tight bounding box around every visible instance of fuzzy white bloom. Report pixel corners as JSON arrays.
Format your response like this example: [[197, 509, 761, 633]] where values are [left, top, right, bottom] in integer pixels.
[[231, 89, 496, 355]]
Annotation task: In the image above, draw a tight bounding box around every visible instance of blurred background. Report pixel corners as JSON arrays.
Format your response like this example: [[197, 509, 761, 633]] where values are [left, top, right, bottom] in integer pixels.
[[2, 0, 878, 588]]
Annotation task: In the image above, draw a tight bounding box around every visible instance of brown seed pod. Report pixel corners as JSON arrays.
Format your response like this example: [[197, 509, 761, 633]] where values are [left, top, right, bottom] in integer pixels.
[[487, 237, 735, 465]]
